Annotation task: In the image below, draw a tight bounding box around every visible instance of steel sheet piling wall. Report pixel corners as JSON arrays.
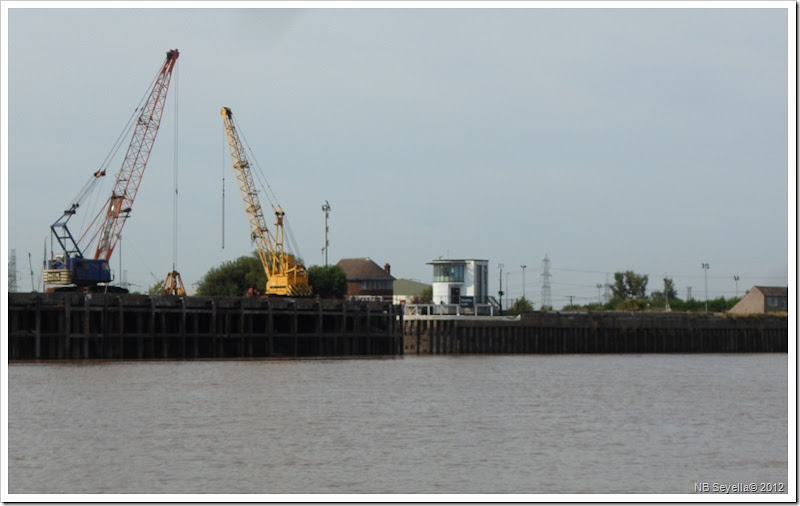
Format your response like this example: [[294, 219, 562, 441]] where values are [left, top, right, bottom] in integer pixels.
[[10, 295, 787, 359], [403, 312, 787, 354], [8, 293, 402, 360]]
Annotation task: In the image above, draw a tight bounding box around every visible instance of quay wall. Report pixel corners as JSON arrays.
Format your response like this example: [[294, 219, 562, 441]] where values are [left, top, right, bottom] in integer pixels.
[[8, 293, 402, 360], [403, 312, 788, 354], [9, 294, 789, 360]]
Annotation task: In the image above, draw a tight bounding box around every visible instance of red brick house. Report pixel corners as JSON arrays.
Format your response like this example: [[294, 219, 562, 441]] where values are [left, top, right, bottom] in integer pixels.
[[336, 258, 395, 301]]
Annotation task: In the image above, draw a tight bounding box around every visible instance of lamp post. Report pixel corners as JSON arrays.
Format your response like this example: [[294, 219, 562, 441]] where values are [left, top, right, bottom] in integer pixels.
[[701, 263, 710, 313], [521, 265, 527, 301], [27, 252, 34, 292], [506, 272, 510, 308], [321, 201, 331, 266], [498, 263, 504, 313], [733, 275, 740, 298]]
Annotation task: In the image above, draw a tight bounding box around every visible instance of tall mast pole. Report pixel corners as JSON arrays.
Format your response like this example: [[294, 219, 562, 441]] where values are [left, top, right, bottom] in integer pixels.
[[322, 201, 331, 266]]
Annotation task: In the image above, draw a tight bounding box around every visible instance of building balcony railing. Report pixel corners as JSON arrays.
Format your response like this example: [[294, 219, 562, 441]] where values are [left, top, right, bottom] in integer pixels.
[[403, 303, 497, 317]]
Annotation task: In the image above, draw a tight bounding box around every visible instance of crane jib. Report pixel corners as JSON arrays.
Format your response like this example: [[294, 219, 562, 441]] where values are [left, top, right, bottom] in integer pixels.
[[94, 49, 179, 261], [43, 49, 179, 289], [220, 106, 313, 297]]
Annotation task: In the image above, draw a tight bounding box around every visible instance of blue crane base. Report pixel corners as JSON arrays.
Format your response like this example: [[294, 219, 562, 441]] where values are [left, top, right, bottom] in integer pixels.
[[45, 257, 112, 286]]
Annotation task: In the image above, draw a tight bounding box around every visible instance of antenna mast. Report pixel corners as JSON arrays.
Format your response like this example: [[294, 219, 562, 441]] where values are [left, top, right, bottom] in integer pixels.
[[27, 252, 34, 292], [322, 201, 331, 266]]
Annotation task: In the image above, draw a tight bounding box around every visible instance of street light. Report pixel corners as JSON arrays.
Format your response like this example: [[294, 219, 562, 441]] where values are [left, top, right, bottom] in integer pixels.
[[701, 263, 710, 313], [733, 275, 740, 298], [521, 265, 527, 300], [506, 271, 510, 308], [498, 263, 504, 312], [321, 201, 331, 266]]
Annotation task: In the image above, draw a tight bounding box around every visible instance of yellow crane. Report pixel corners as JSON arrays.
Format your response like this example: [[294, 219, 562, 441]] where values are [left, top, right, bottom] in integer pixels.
[[220, 106, 313, 297]]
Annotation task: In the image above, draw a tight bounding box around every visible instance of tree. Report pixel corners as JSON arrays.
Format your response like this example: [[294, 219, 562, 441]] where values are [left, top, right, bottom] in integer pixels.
[[611, 271, 649, 300], [195, 253, 265, 296], [413, 286, 433, 304], [650, 277, 678, 306], [146, 281, 163, 296], [307, 265, 347, 299], [663, 277, 677, 301], [505, 297, 534, 316], [607, 271, 649, 311], [669, 295, 741, 313]]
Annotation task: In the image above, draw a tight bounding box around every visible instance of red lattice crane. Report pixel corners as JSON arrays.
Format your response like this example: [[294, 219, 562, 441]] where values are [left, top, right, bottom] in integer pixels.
[[44, 49, 179, 291]]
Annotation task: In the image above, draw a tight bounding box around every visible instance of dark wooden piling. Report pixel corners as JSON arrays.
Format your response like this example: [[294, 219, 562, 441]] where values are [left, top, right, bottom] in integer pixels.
[[8, 293, 402, 361]]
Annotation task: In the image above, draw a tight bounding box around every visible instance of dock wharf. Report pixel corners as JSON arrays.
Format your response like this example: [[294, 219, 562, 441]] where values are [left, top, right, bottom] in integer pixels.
[[8, 293, 402, 360], [8, 293, 788, 360], [403, 311, 788, 354]]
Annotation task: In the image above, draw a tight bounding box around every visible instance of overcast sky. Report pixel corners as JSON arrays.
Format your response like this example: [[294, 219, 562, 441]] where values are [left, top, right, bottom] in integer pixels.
[[3, 2, 794, 308]]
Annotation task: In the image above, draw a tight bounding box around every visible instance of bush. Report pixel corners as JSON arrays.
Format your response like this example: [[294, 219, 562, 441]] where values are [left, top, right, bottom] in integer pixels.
[[195, 253, 265, 296], [613, 298, 649, 311], [307, 265, 347, 299]]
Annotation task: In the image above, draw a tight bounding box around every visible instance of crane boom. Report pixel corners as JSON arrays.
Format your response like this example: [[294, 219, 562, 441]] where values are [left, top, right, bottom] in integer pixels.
[[220, 107, 276, 268], [95, 49, 179, 261], [220, 106, 313, 297], [44, 49, 179, 290]]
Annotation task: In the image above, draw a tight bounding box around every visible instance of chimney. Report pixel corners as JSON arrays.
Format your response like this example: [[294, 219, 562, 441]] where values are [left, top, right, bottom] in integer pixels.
[[384, 263, 391, 275]]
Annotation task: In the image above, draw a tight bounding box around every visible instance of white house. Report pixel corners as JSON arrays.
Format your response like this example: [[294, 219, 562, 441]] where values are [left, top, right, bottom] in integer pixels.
[[428, 259, 489, 306]]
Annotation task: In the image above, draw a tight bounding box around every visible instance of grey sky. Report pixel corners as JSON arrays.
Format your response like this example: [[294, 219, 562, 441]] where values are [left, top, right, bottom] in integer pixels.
[[3, 3, 793, 307]]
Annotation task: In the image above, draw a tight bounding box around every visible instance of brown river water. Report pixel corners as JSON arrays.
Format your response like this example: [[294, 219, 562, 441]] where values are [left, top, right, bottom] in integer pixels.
[[6, 354, 789, 497]]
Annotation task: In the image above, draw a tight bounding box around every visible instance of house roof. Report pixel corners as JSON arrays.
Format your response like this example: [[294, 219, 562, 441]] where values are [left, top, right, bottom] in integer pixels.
[[337, 258, 395, 281], [754, 286, 788, 297], [394, 278, 431, 296]]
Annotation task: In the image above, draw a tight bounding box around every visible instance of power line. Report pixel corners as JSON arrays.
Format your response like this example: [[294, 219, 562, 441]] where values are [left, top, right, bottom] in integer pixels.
[[552, 265, 786, 281]]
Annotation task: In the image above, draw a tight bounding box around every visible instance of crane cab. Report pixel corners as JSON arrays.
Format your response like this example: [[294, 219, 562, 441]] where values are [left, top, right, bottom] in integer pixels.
[[44, 256, 112, 287]]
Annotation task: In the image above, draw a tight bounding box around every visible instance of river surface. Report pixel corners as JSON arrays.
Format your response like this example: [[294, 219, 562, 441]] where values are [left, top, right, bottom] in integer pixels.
[[7, 354, 790, 497]]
